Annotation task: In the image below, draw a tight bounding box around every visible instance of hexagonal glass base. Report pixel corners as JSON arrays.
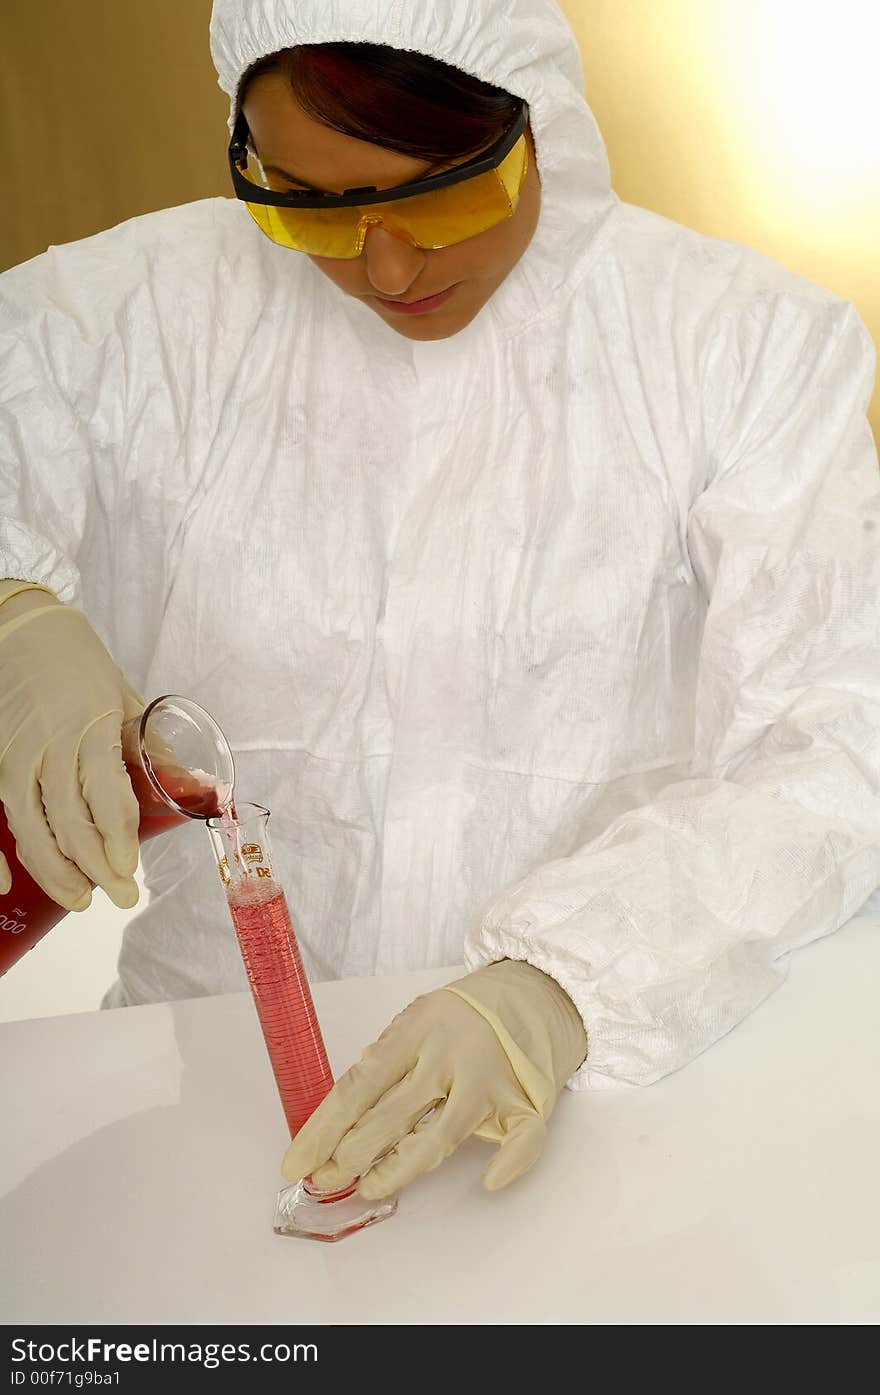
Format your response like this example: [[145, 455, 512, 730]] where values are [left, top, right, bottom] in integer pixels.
[[273, 1176, 397, 1242]]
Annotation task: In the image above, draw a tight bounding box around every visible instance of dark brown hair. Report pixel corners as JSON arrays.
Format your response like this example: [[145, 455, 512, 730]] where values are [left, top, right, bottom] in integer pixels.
[[238, 42, 521, 161]]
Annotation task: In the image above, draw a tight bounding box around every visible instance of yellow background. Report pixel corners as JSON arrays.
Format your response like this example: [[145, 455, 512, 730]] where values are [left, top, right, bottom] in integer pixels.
[[3, 0, 878, 438]]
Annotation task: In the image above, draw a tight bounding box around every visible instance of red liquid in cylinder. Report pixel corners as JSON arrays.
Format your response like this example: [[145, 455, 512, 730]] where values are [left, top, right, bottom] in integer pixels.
[[0, 763, 224, 976], [227, 877, 334, 1137]]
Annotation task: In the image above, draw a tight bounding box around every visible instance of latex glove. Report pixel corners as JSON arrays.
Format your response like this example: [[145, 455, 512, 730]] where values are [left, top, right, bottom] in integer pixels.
[[0, 581, 142, 911], [281, 958, 588, 1199]]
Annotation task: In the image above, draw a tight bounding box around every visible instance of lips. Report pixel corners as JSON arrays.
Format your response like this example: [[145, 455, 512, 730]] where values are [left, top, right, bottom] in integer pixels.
[[376, 284, 457, 315]]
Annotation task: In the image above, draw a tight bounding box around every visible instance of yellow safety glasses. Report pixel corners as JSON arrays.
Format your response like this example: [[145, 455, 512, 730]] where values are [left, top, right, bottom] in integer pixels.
[[228, 101, 529, 259]]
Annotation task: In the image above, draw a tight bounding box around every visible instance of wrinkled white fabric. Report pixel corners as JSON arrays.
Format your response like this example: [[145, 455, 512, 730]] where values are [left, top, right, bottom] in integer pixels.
[[1, 0, 879, 1088]]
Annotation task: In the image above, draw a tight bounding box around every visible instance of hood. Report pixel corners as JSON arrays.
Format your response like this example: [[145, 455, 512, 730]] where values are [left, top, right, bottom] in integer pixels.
[[209, 0, 618, 334]]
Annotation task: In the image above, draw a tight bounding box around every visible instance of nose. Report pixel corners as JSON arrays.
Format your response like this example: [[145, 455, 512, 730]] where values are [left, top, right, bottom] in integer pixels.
[[363, 224, 426, 297]]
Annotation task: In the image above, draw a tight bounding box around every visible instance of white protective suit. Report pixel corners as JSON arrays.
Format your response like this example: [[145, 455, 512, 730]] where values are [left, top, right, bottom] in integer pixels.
[[1, 0, 879, 1090]]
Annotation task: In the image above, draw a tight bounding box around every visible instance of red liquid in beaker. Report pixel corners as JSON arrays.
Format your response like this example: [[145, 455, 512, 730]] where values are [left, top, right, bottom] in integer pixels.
[[227, 877, 334, 1136], [0, 763, 224, 976]]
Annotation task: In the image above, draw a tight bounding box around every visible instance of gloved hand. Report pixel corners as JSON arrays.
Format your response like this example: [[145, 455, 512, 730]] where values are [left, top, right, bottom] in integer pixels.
[[0, 581, 143, 911], [281, 958, 588, 1200]]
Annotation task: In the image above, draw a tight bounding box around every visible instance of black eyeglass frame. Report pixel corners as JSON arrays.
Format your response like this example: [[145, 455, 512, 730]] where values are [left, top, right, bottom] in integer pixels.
[[228, 99, 529, 210]]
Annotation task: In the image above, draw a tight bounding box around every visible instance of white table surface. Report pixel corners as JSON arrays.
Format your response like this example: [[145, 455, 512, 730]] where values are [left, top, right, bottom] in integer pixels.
[[3, 913, 880, 1326]]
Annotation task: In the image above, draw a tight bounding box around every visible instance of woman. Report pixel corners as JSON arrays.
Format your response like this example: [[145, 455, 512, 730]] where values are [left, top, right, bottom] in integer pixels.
[[1, 0, 879, 1203]]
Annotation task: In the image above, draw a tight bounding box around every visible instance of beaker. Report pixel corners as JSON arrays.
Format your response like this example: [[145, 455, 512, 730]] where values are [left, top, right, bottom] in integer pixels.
[[0, 695, 235, 975], [207, 802, 397, 1242]]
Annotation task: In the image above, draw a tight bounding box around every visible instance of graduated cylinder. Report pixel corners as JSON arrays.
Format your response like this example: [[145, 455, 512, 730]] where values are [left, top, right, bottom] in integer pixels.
[[207, 803, 334, 1136]]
